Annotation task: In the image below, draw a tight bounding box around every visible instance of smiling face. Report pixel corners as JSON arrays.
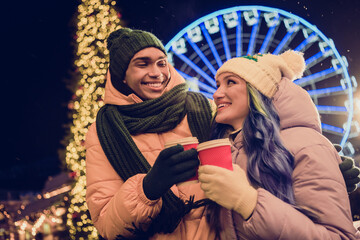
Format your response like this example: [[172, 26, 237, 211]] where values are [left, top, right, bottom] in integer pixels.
[[123, 47, 170, 100], [213, 72, 249, 130]]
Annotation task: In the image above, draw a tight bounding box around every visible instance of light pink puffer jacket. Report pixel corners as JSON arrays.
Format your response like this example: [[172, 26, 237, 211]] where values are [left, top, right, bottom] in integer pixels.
[[220, 78, 358, 239], [85, 65, 215, 240]]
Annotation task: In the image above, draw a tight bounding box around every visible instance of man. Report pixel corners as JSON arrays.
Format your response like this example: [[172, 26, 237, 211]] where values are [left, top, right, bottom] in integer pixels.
[[85, 27, 215, 240]]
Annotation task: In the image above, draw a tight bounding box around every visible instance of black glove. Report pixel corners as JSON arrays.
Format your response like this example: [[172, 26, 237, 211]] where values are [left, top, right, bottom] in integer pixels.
[[143, 144, 199, 200], [334, 144, 360, 193]]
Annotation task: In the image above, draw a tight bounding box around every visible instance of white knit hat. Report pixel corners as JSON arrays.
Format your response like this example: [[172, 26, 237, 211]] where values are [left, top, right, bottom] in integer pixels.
[[215, 50, 306, 98]]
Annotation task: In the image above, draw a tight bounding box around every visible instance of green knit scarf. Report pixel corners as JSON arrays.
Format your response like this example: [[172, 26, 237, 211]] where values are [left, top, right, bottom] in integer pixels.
[[96, 83, 212, 238]]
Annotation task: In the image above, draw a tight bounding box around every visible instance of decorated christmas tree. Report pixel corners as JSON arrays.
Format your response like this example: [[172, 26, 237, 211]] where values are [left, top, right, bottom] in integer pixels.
[[64, 0, 121, 239]]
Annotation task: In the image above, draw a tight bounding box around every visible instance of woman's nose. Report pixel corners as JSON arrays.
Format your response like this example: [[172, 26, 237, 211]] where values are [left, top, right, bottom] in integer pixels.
[[213, 86, 224, 100]]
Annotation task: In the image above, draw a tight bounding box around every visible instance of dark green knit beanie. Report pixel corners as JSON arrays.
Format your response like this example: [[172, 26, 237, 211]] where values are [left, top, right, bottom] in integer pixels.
[[107, 28, 167, 94]]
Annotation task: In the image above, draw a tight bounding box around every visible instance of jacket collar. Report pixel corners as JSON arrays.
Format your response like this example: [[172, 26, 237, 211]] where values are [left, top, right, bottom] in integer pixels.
[[229, 129, 243, 150]]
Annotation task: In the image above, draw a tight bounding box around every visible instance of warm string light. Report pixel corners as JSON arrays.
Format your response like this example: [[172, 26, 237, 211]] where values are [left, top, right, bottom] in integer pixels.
[[32, 214, 46, 236], [13, 207, 65, 238], [43, 186, 73, 199], [65, 0, 121, 239]]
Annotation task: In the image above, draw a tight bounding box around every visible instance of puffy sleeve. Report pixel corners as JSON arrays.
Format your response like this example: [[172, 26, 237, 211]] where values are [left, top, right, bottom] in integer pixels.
[[233, 138, 357, 239], [85, 123, 162, 240]]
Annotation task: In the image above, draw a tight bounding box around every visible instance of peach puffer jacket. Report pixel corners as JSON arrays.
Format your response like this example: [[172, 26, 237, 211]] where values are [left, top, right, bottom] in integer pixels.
[[85, 65, 216, 240], [219, 78, 358, 239]]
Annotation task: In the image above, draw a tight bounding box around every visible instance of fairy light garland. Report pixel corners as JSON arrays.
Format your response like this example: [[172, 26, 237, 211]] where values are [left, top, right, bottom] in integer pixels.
[[65, 0, 121, 239]]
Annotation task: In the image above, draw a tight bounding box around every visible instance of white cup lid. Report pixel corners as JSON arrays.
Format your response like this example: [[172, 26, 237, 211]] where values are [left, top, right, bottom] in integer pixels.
[[164, 137, 199, 148]]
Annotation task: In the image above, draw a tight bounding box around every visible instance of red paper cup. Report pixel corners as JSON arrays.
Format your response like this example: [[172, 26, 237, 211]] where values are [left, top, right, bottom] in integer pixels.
[[197, 138, 233, 171], [164, 137, 199, 150], [164, 137, 199, 185]]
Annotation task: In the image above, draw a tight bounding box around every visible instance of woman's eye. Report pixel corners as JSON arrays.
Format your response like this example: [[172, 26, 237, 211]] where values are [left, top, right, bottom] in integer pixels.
[[228, 80, 236, 85]]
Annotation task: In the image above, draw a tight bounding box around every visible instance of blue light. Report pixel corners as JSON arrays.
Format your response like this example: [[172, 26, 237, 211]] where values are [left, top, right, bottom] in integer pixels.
[[176, 69, 216, 93], [321, 123, 344, 133], [307, 86, 345, 96], [305, 51, 324, 66], [294, 67, 336, 86], [199, 91, 215, 99], [176, 69, 192, 79], [247, 11, 260, 55], [171, 48, 216, 87], [273, 22, 300, 55], [259, 23, 277, 54], [305, 48, 331, 66], [184, 33, 217, 76], [218, 15, 231, 60], [200, 23, 223, 68], [294, 32, 317, 52], [316, 105, 347, 112], [236, 11, 242, 57]]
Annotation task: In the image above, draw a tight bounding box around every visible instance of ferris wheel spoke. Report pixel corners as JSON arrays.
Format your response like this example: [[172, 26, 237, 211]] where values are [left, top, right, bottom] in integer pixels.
[[259, 12, 280, 54], [316, 105, 348, 114], [198, 91, 215, 99], [295, 67, 338, 86], [294, 32, 318, 52], [200, 23, 223, 68], [171, 48, 216, 87], [218, 15, 231, 60], [247, 20, 260, 55], [313, 88, 354, 98], [321, 123, 344, 135], [273, 21, 300, 55], [176, 69, 216, 94], [307, 85, 345, 97], [259, 23, 278, 54], [246, 11, 260, 55], [305, 48, 332, 67], [184, 33, 217, 76], [236, 11, 242, 57]]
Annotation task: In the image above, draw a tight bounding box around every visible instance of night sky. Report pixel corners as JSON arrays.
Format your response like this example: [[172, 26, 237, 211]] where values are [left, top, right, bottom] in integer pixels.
[[2, 0, 360, 190]]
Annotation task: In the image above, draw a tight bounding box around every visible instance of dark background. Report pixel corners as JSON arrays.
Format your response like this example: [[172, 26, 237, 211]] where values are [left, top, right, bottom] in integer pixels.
[[2, 0, 359, 190]]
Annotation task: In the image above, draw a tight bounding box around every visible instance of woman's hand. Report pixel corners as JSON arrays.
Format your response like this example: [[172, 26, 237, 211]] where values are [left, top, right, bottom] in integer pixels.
[[198, 163, 258, 220]]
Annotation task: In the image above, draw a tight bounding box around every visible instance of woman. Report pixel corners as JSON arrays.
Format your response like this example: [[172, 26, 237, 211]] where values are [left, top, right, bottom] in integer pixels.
[[198, 50, 358, 239]]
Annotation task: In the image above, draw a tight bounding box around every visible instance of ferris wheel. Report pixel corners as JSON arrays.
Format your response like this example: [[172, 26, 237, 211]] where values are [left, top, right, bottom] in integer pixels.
[[165, 5, 358, 149]]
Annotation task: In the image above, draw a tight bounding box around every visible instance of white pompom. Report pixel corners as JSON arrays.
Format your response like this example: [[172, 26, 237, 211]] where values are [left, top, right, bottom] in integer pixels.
[[280, 50, 306, 79]]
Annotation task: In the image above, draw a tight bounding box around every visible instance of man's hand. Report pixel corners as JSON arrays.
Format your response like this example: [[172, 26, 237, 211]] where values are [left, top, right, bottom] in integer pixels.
[[334, 144, 360, 193], [143, 144, 199, 200]]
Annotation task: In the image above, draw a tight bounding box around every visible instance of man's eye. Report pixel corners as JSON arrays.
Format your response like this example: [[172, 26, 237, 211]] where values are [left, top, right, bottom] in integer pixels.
[[157, 60, 167, 67], [136, 62, 147, 67]]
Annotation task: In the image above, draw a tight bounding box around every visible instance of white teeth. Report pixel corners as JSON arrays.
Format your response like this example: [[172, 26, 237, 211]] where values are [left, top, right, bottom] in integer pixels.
[[145, 82, 162, 87], [218, 103, 230, 109]]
